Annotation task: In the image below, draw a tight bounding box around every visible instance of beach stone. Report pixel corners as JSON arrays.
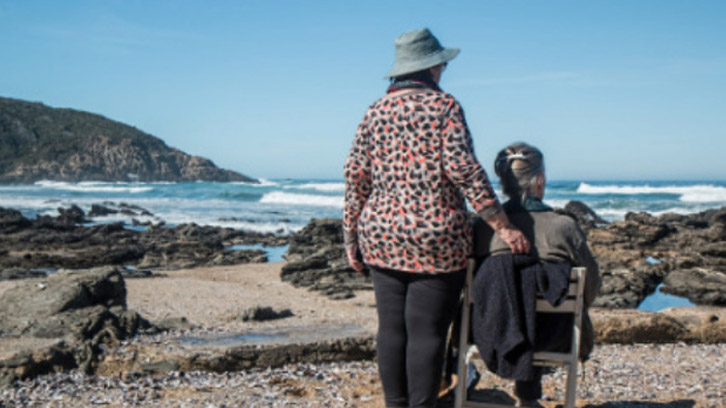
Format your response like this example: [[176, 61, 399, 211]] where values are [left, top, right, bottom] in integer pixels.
[[239, 306, 293, 322]]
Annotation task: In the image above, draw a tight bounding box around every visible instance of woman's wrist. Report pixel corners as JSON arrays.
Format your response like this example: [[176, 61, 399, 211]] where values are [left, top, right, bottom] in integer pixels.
[[484, 210, 511, 233]]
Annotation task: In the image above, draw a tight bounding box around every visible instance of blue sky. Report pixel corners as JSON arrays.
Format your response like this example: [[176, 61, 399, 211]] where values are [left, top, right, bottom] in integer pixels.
[[1, 1, 725, 181]]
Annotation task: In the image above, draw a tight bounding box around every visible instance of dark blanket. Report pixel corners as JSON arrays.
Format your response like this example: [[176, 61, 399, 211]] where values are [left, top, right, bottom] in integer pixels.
[[471, 254, 571, 381]]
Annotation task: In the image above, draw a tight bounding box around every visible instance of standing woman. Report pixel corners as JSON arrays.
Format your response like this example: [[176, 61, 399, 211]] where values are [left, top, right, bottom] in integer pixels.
[[344, 28, 530, 407]]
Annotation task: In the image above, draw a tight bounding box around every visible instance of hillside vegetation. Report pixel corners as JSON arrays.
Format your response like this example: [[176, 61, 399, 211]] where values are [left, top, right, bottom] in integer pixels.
[[0, 97, 256, 183]]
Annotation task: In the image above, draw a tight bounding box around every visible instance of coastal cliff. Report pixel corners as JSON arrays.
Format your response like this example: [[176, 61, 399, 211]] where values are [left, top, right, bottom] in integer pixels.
[[0, 97, 256, 183]]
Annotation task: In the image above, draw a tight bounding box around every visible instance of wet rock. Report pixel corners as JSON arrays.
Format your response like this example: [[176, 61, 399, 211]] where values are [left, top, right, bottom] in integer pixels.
[[88, 204, 118, 217], [239, 306, 293, 322]]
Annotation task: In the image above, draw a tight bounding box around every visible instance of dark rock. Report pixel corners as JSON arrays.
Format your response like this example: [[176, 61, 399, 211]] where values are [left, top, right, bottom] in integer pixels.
[[0, 207, 31, 233], [593, 267, 663, 309], [131, 218, 151, 227], [57, 205, 87, 224], [0, 206, 280, 271], [281, 219, 371, 300], [88, 204, 118, 217], [561, 200, 608, 231], [118, 202, 154, 217], [239, 306, 293, 322]]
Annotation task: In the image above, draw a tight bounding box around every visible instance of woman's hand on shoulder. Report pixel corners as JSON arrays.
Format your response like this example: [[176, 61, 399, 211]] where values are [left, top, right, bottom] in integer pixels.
[[485, 211, 531, 254], [497, 226, 531, 254]]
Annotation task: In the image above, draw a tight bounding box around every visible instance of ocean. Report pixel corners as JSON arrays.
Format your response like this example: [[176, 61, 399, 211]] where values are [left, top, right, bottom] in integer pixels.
[[1, 179, 724, 311], [2, 179, 726, 234]]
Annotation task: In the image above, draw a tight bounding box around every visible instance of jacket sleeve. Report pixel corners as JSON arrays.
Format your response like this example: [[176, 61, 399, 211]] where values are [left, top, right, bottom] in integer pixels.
[[570, 226, 601, 307], [441, 99, 502, 220], [343, 117, 372, 247]]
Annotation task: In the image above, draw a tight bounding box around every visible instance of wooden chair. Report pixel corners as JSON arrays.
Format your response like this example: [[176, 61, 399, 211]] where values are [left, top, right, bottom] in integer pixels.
[[454, 259, 587, 408]]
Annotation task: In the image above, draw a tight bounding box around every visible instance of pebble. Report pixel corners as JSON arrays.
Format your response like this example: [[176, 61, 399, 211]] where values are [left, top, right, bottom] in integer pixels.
[[1, 344, 724, 407]]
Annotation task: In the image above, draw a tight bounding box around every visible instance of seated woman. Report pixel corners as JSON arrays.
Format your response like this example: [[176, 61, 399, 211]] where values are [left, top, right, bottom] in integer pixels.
[[471, 142, 601, 407]]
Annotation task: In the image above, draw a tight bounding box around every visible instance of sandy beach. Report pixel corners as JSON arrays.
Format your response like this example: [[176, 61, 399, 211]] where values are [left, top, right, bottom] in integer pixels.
[[1, 261, 724, 407]]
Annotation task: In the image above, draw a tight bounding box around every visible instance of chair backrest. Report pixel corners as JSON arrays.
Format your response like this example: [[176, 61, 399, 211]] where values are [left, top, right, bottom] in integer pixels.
[[532, 267, 586, 366], [455, 261, 587, 408]]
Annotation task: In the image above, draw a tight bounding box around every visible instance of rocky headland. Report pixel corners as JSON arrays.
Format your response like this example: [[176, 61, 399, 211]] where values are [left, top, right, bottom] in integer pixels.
[[0, 96, 256, 183]]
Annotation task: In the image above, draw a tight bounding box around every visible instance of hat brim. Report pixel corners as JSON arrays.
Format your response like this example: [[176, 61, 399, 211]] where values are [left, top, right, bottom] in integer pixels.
[[384, 47, 460, 79]]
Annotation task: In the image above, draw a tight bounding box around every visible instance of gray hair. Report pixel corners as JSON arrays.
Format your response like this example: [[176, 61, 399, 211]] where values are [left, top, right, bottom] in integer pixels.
[[494, 142, 545, 200]]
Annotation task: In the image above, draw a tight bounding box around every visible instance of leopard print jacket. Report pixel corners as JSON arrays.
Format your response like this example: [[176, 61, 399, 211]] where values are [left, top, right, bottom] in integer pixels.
[[344, 89, 502, 273]]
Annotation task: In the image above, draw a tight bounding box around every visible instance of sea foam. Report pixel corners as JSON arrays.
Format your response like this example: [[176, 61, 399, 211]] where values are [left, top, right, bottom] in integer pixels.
[[35, 180, 153, 194], [577, 183, 726, 202], [259, 191, 343, 208], [285, 182, 346, 193]]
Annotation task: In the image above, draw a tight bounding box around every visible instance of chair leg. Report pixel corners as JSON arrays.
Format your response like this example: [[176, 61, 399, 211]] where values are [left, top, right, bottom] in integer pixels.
[[563, 361, 578, 408], [454, 350, 468, 408]]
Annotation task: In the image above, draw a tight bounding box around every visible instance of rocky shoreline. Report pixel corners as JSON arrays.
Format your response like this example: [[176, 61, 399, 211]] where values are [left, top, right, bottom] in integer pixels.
[[0, 202, 725, 406], [0, 203, 287, 276]]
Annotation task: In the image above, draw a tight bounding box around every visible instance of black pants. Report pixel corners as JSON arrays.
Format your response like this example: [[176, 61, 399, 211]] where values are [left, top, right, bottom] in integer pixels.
[[371, 267, 465, 408]]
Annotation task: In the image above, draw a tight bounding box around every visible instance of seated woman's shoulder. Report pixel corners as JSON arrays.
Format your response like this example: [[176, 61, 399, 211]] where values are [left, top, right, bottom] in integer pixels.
[[545, 209, 584, 233]]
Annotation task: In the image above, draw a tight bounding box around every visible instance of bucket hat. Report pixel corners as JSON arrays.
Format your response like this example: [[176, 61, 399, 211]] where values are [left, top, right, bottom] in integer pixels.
[[385, 28, 460, 78]]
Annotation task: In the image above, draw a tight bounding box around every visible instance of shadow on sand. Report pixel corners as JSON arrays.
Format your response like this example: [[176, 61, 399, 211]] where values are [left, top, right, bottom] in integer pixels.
[[463, 391, 696, 408], [583, 400, 695, 408]]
